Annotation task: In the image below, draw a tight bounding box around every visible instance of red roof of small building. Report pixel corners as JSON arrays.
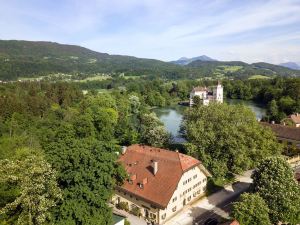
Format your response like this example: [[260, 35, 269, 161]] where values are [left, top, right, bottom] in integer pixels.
[[260, 122, 300, 141], [117, 144, 201, 209]]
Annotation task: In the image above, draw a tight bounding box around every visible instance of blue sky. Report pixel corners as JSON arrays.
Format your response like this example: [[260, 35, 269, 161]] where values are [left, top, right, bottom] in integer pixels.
[[1, 0, 300, 64]]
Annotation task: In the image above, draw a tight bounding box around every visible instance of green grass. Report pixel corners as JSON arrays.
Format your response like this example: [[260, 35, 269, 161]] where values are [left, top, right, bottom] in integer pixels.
[[218, 65, 243, 72], [78, 74, 111, 82], [248, 75, 271, 80]]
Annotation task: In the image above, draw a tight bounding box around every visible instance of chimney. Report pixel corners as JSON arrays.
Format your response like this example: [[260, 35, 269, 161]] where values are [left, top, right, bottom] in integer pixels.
[[142, 177, 148, 185], [131, 174, 136, 181], [152, 160, 158, 175], [121, 146, 127, 155]]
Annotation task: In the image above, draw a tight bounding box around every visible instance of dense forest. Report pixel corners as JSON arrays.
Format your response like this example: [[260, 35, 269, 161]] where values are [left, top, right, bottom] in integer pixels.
[[0, 82, 172, 224], [223, 78, 300, 122]]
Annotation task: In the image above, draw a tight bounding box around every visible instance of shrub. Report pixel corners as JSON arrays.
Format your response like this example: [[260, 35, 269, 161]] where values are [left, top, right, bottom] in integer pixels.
[[116, 202, 129, 212]]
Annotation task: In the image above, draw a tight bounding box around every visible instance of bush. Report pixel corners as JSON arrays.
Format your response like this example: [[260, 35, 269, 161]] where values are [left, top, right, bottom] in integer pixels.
[[125, 219, 131, 225], [116, 202, 129, 212], [130, 206, 142, 217]]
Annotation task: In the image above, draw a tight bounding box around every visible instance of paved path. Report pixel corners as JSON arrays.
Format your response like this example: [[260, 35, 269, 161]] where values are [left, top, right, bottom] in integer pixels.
[[164, 170, 253, 225]]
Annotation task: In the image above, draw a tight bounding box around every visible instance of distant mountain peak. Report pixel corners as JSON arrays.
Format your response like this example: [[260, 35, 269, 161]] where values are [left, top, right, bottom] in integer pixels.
[[279, 62, 300, 70], [170, 55, 217, 65]]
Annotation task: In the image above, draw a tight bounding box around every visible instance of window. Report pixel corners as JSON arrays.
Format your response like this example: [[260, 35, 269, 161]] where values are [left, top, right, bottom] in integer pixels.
[[188, 188, 191, 192], [172, 206, 177, 212], [188, 196, 191, 201], [193, 175, 197, 179], [162, 213, 166, 220], [172, 197, 177, 202], [203, 186, 206, 192], [150, 213, 156, 219]]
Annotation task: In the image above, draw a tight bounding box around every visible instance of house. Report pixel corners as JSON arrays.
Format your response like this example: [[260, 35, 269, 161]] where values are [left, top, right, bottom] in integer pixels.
[[260, 122, 300, 151], [112, 144, 211, 224], [189, 81, 223, 106], [289, 113, 300, 127]]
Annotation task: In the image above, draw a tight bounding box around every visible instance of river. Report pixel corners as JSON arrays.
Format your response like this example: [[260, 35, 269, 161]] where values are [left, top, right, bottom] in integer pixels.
[[152, 99, 266, 142]]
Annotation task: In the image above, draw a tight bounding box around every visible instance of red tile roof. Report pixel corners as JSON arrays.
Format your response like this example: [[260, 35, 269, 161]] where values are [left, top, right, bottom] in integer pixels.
[[117, 144, 201, 209], [260, 122, 300, 141]]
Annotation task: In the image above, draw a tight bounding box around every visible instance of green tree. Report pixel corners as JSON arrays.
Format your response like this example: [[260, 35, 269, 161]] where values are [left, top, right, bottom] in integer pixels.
[[231, 193, 270, 225], [267, 99, 279, 121], [183, 103, 282, 178], [0, 152, 62, 225], [252, 157, 300, 224], [140, 113, 169, 147], [44, 130, 126, 225], [192, 96, 201, 106]]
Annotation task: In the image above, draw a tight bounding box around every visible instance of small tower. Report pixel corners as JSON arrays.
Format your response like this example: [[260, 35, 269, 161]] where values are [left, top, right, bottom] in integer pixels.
[[213, 81, 223, 103]]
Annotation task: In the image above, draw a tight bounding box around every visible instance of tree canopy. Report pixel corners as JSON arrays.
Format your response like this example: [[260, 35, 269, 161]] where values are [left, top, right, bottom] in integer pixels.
[[183, 103, 282, 178], [231, 193, 270, 225], [251, 157, 300, 224]]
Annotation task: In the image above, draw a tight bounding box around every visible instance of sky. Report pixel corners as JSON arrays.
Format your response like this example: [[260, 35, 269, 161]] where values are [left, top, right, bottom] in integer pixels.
[[1, 0, 300, 64]]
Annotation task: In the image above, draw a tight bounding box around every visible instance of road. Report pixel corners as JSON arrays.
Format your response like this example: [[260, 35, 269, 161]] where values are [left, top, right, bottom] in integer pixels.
[[164, 170, 253, 225]]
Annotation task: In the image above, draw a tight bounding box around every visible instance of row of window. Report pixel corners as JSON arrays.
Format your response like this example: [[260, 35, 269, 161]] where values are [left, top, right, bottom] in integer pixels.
[[182, 174, 199, 185]]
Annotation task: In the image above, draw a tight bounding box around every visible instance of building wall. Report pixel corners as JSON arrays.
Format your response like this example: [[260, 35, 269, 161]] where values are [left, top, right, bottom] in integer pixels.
[[189, 91, 207, 106], [158, 165, 207, 224], [213, 85, 223, 103], [113, 165, 207, 224], [114, 220, 124, 225]]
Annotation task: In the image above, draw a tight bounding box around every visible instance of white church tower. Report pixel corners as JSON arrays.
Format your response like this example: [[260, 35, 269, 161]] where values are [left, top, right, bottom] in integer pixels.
[[213, 80, 223, 103]]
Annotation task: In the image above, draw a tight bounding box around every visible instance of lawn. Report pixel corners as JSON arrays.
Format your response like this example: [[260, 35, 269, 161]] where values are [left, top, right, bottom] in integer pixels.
[[248, 75, 272, 80]]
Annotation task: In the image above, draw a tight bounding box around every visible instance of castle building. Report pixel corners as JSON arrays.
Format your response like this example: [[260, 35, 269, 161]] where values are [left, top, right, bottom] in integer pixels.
[[112, 144, 211, 224], [189, 81, 223, 106]]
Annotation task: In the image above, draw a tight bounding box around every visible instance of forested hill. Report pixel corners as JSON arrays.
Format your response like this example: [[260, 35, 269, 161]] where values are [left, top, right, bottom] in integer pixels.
[[187, 60, 300, 78], [0, 40, 182, 80], [1, 40, 300, 80]]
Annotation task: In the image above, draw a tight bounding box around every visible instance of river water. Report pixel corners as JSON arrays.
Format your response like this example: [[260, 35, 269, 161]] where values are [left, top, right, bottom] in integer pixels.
[[152, 99, 266, 142]]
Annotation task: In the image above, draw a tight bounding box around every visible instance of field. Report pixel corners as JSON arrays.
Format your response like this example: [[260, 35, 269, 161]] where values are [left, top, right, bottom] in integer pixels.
[[248, 75, 272, 80]]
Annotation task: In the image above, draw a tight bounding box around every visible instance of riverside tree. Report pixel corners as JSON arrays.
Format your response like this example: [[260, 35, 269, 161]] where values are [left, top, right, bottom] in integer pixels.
[[182, 103, 282, 178]]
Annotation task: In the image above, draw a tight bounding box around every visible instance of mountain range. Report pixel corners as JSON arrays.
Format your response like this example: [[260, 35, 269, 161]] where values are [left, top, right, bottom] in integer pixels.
[[279, 62, 300, 70], [170, 55, 216, 65], [0, 40, 299, 80]]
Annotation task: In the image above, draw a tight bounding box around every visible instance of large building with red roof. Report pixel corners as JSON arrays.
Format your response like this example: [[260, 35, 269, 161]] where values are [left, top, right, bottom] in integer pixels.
[[112, 144, 211, 224]]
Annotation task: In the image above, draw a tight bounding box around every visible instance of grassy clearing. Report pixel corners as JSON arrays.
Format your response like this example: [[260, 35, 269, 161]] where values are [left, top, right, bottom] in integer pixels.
[[218, 65, 243, 72], [78, 75, 111, 82], [248, 75, 271, 80]]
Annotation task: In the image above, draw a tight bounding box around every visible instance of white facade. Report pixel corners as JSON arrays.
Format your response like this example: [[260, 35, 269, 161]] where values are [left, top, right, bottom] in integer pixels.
[[189, 82, 223, 106], [112, 165, 208, 224]]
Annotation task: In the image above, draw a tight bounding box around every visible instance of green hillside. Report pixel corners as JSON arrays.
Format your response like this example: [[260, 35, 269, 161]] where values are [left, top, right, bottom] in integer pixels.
[[0, 40, 183, 80], [187, 60, 300, 79], [0, 40, 299, 80]]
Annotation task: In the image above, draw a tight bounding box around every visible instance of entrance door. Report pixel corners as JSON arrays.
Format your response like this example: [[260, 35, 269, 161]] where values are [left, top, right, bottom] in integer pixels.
[[144, 209, 149, 218]]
